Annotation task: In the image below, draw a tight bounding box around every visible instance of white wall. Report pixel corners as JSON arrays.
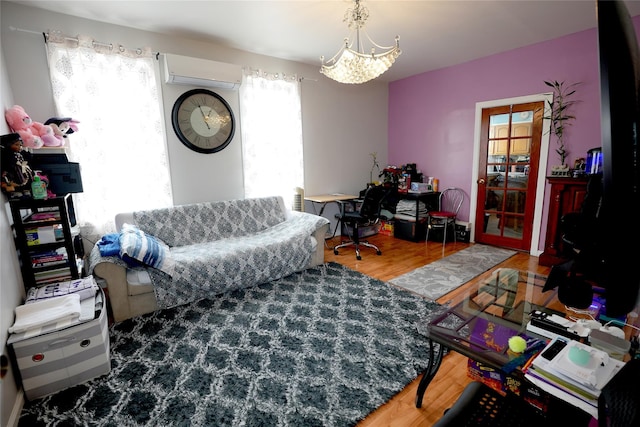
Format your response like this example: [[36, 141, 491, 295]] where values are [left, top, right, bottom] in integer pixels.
[[0, 43, 27, 427], [1, 2, 389, 207], [0, 2, 389, 420]]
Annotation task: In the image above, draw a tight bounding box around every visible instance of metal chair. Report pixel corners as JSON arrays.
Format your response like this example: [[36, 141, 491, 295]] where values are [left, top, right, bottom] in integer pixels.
[[426, 187, 465, 249], [333, 185, 389, 260]]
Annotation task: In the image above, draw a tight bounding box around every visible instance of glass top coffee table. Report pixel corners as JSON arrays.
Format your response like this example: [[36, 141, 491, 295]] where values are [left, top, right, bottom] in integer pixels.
[[415, 268, 567, 408]]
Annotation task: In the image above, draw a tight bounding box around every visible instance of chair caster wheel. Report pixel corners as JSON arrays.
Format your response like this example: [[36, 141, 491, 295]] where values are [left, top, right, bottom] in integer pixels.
[[334, 249, 339, 255], [376, 251, 382, 255], [356, 255, 362, 260]]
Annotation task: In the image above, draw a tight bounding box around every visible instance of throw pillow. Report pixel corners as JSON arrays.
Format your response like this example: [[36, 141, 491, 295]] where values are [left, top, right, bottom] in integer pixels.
[[119, 223, 174, 276]]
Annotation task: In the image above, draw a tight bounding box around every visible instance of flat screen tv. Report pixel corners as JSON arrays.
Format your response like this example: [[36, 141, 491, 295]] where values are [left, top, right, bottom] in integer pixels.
[[595, 0, 640, 317], [547, 1, 640, 318], [29, 153, 83, 195]]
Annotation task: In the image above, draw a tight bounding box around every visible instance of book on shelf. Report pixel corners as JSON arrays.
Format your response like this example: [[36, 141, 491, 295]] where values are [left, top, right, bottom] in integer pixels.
[[25, 224, 64, 246], [35, 275, 74, 286], [31, 248, 68, 267], [34, 267, 72, 283], [32, 253, 66, 262], [523, 337, 625, 418], [25, 211, 61, 223], [32, 259, 69, 268], [524, 368, 598, 418]]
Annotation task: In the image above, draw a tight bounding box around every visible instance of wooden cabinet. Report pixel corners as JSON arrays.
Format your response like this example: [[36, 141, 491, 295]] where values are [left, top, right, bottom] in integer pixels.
[[489, 123, 532, 156], [9, 194, 82, 289], [539, 176, 588, 266]]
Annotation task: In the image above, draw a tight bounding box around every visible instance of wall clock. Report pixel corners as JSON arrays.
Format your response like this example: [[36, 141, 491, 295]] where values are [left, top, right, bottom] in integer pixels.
[[171, 88, 235, 154]]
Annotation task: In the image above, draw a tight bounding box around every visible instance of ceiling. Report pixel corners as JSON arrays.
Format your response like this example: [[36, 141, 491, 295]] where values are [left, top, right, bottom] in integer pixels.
[[8, 0, 640, 82]]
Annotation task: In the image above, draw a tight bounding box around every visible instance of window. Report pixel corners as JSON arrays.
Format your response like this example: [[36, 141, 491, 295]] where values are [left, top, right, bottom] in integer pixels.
[[239, 70, 304, 209], [46, 32, 172, 239]]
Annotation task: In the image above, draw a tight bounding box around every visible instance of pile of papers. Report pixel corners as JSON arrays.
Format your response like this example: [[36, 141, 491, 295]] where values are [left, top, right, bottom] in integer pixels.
[[524, 337, 625, 419], [8, 276, 101, 341]]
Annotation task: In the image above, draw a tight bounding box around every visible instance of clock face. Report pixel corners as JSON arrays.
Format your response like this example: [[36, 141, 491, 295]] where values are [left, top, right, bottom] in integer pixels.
[[171, 88, 235, 153]]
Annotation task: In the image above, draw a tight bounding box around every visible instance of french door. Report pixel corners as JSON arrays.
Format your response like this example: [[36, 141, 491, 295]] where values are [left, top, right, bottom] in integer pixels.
[[474, 101, 544, 251]]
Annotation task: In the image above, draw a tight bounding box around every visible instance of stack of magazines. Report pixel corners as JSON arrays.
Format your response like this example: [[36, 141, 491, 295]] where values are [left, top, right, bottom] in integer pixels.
[[524, 337, 625, 419]]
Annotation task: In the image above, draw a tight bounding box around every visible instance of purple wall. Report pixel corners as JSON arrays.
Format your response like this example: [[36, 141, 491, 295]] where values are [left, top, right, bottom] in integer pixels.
[[388, 16, 640, 251]]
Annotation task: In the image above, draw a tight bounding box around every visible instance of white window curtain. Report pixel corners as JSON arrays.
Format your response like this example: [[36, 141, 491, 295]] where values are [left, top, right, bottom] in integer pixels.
[[239, 69, 304, 209], [45, 31, 173, 239]]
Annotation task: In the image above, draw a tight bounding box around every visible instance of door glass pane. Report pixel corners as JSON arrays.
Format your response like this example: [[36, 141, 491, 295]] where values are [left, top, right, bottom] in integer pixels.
[[501, 214, 524, 239], [483, 212, 501, 236], [505, 190, 525, 214]]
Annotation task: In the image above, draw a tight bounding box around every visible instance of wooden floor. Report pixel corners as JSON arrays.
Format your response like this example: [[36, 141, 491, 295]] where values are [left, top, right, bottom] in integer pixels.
[[323, 233, 552, 427]]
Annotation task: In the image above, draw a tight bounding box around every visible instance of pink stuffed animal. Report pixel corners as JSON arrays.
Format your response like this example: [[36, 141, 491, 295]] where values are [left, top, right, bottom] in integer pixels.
[[4, 105, 43, 149], [31, 121, 60, 147], [4, 105, 62, 149]]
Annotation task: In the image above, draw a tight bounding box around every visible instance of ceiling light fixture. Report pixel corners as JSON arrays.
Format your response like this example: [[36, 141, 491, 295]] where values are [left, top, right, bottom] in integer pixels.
[[320, 0, 401, 84]]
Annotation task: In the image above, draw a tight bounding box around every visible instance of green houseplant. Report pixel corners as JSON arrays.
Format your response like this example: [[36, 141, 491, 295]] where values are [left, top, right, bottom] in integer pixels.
[[543, 80, 580, 169]]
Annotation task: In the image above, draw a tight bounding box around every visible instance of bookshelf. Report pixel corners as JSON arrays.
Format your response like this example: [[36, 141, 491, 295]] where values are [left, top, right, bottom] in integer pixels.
[[9, 194, 83, 290]]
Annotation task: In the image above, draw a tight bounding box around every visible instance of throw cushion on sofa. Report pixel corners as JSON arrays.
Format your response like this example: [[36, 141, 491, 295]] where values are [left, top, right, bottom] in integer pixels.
[[119, 223, 174, 276]]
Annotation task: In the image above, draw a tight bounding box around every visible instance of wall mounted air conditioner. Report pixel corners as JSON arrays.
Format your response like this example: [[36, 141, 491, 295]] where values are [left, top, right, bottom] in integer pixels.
[[164, 53, 242, 90]]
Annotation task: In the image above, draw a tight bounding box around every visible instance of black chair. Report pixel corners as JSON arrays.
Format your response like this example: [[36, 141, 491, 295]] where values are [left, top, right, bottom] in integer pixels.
[[433, 381, 548, 427], [598, 358, 640, 427], [333, 185, 389, 260], [543, 174, 604, 308]]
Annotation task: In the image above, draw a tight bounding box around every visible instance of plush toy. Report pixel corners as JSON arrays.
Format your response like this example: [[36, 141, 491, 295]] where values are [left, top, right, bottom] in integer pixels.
[[45, 116, 79, 145], [31, 120, 61, 147], [4, 105, 49, 149]]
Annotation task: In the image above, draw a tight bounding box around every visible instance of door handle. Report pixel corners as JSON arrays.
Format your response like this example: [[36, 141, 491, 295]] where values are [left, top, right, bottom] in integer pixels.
[[477, 178, 486, 185]]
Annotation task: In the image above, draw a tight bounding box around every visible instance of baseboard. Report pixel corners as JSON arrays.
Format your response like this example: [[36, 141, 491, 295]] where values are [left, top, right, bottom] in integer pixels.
[[7, 388, 24, 427]]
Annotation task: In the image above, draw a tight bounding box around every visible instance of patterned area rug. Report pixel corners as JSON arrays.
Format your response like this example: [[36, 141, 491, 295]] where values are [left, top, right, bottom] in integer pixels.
[[19, 262, 443, 427], [389, 244, 517, 300]]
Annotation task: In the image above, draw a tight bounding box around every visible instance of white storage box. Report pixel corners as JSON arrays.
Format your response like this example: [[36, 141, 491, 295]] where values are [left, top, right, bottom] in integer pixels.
[[8, 290, 110, 400]]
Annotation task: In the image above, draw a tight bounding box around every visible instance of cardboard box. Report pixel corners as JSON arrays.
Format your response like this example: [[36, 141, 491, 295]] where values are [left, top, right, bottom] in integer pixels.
[[379, 220, 394, 236], [8, 291, 111, 400], [467, 359, 550, 412]]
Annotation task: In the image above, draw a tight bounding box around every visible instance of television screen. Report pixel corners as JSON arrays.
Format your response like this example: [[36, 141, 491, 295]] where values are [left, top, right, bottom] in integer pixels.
[[29, 153, 83, 195], [545, 1, 640, 318], [594, 0, 640, 317]]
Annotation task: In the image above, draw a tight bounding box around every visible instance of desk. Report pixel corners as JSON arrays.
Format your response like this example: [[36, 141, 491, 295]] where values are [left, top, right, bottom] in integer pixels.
[[394, 191, 439, 242], [305, 194, 358, 241], [416, 268, 592, 424]]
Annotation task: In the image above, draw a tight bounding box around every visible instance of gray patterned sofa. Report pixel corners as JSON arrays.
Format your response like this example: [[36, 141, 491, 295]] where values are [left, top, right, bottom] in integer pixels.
[[88, 196, 329, 322]]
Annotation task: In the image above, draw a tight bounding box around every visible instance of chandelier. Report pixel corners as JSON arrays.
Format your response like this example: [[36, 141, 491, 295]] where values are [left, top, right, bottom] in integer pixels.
[[320, 0, 401, 84]]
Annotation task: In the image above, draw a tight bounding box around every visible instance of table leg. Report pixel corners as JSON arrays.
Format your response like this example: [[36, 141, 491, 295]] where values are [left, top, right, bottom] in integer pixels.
[[415, 339, 445, 408]]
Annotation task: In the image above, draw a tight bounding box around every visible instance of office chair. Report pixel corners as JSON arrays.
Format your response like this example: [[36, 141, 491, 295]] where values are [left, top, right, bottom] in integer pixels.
[[598, 358, 640, 427], [433, 381, 548, 427], [333, 185, 389, 260], [543, 174, 603, 309], [426, 187, 465, 249]]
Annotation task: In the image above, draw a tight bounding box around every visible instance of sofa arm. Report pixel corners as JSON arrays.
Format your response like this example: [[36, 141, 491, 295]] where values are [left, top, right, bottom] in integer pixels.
[[92, 261, 130, 322], [92, 260, 159, 322], [308, 222, 330, 268]]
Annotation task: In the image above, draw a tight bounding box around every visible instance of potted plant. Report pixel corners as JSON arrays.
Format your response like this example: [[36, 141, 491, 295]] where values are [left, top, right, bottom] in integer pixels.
[[543, 80, 580, 175], [369, 152, 380, 186]]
